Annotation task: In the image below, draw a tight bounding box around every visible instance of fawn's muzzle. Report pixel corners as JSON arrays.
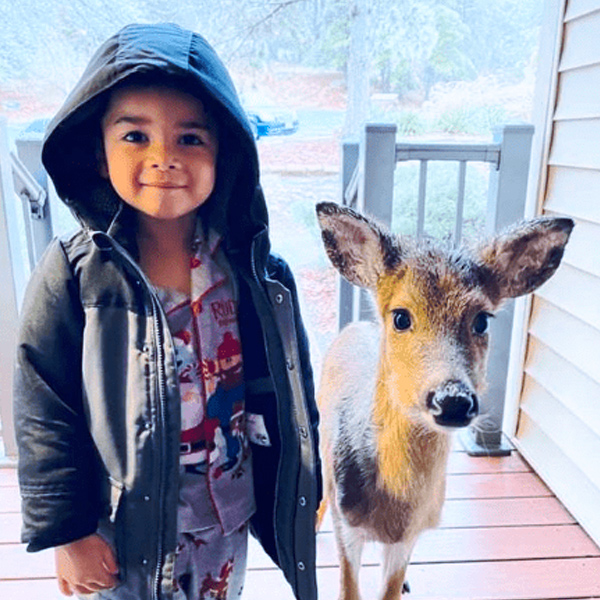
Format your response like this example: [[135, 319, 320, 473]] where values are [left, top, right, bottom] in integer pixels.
[[426, 380, 479, 428]]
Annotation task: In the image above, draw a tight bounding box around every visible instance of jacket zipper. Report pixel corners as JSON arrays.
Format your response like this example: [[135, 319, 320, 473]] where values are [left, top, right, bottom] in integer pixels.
[[250, 236, 261, 286], [151, 293, 168, 600], [92, 233, 170, 600]]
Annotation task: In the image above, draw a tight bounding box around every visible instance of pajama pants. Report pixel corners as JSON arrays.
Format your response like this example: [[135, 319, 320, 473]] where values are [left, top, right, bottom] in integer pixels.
[[172, 523, 249, 600]]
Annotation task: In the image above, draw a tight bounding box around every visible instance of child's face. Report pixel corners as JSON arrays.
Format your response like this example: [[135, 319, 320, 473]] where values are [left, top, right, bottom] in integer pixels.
[[101, 85, 218, 221]]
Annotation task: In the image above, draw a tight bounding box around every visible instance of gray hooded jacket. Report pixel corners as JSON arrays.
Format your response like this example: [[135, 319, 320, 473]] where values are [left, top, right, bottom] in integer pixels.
[[13, 23, 320, 600]]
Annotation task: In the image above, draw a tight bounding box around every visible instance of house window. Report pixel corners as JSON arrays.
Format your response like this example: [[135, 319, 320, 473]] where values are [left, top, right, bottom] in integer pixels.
[[1, 0, 544, 365]]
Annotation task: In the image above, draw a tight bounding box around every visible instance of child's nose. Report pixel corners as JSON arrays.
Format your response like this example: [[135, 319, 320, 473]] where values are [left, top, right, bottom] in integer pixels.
[[148, 141, 180, 170]]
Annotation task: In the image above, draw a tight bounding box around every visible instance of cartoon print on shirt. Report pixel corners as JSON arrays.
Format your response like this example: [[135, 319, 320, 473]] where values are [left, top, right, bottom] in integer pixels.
[[159, 232, 249, 481], [210, 298, 237, 328], [201, 358, 219, 398], [178, 328, 247, 475], [178, 330, 248, 476], [206, 332, 248, 478], [175, 329, 209, 466], [199, 557, 235, 600]]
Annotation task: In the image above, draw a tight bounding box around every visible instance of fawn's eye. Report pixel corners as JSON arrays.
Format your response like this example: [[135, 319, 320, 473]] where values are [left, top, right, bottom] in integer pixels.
[[472, 312, 492, 336], [393, 309, 412, 332]]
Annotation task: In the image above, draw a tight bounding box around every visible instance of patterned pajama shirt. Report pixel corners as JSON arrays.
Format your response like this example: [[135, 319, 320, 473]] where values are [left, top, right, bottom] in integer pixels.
[[156, 228, 255, 600]]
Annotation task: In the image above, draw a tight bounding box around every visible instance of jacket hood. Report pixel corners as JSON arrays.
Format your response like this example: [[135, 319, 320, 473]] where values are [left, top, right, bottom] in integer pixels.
[[42, 23, 268, 258]]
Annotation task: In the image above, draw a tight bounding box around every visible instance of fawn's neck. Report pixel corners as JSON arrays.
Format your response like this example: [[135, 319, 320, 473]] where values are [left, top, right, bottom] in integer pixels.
[[373, 377, 451, 497]]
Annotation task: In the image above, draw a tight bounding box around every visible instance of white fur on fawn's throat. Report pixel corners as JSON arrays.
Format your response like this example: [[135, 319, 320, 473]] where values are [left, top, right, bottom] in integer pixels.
[[315, 201, 574, 600]]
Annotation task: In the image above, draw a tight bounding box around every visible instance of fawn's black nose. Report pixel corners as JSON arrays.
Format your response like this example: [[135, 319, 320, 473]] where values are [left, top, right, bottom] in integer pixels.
[[426, 380, 479, 428]]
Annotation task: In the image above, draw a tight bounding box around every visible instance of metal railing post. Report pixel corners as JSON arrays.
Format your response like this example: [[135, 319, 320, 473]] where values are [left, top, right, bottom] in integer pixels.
[[358, 123, 397, 321], [0, 118, 21, 463], [486, 124, 535, 234], [339, 140, 360, 330], [461, 123, 535, 456], [14, 122, 53, 268], [359, 123, 397, 222]]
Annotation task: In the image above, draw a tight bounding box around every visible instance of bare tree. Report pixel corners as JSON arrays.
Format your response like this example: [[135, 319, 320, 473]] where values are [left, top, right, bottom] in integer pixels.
[[344, 0, 370, 136]]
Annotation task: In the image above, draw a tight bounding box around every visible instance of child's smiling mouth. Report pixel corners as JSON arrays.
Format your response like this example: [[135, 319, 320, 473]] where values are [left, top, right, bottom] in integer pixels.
[[140, 182, 186, 189]]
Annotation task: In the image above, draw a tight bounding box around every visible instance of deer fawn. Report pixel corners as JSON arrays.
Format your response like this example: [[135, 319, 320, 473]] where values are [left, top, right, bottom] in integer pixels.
[[315, 201, 573, 600]]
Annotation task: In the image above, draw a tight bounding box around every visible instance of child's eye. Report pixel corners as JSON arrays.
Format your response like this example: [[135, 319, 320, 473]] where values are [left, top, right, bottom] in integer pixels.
[[123, 131, 147, 143], [179, 133, 203, 146]]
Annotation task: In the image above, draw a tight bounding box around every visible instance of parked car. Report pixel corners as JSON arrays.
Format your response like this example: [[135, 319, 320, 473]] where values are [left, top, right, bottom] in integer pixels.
[[245, 104, 299, 139]]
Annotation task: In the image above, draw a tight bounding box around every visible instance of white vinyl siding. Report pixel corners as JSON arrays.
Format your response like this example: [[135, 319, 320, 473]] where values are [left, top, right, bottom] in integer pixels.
[[554, 64, 600, 119], [515, 0, 600, 546]]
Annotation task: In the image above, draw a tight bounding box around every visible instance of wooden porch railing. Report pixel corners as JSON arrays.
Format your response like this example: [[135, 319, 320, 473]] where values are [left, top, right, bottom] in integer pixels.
[[340, 122, 534, 456], [0, 119, 21, 464], [0, 118, 56, 464]]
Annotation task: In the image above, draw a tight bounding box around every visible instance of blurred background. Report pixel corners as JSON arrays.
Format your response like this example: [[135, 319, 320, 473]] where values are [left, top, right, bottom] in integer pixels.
[[0, 0, 545, 364]]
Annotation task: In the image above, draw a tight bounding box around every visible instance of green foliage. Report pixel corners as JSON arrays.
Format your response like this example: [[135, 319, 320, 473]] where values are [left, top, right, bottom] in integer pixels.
[[396, 111, 429, 136], [370, 107, 429, 136], [371, 1, 437, 94], [368, 1, 479, 96], [0, 0, 543, 101], [392, 161, 489, 243], [458, 0, 543, 78], [314, 8, 350, 70], [371, 101, 511, 136], [435, 105, 510, 134], [316, 0, 541, 98], [429, 5, 476, 83]]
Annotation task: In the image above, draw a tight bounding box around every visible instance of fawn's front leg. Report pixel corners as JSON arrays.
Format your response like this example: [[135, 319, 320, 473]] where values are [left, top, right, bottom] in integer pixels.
[[332, 506, 365, 600], [380, 540, 415, 600]]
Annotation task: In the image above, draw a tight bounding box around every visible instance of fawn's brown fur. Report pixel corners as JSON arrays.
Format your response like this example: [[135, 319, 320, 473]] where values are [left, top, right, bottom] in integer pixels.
[[315, 202, 573, 600]]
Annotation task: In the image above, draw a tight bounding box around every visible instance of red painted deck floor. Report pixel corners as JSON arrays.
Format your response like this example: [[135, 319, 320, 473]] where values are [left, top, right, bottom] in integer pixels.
[[1, 446, 599, 600]]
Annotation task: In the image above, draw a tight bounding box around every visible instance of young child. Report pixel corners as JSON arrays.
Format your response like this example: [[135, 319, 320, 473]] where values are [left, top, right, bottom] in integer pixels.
[[13, 23, 321, 600]]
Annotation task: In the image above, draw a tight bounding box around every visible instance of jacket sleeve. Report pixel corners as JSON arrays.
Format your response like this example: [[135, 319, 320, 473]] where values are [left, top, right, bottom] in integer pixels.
[[269, 254, 322, 504], [13, 239, 103, 552]]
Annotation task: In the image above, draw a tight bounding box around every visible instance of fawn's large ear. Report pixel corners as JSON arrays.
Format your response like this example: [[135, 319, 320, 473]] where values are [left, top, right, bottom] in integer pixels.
[[477, 216, 574, 301], [316, 202, 402, 289]]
